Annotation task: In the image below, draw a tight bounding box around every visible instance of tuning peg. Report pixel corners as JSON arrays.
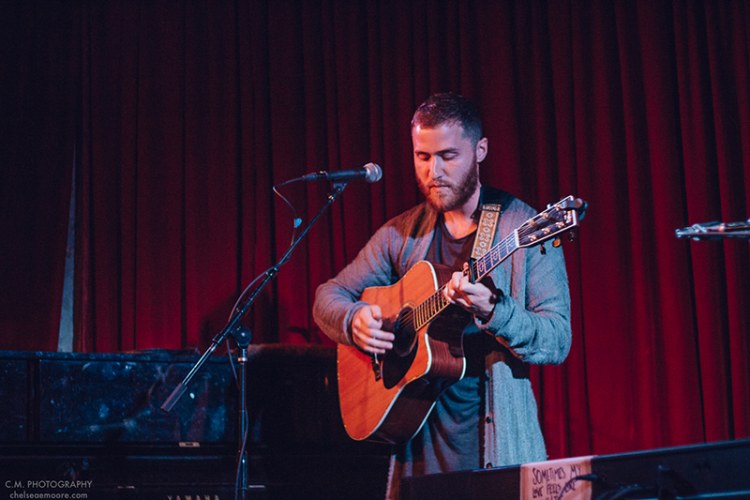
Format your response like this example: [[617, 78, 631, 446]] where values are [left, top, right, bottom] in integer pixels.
[[539, 243, 546, 255], [568, 231, 577, 242]]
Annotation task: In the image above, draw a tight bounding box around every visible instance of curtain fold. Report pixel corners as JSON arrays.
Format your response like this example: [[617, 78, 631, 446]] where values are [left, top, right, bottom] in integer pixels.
[[2, 0, 748, 460]]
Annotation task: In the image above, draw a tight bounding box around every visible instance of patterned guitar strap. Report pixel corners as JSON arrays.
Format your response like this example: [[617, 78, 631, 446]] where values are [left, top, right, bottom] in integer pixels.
[[471, 202, 503, 450], [471, 203, 502, 262]]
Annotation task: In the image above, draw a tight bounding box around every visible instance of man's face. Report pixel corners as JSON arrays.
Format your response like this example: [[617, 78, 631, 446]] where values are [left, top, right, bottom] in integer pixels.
[[412, 122, 487, 213]]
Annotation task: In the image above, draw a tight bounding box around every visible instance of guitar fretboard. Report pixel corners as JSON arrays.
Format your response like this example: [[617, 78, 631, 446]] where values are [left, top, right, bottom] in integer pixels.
[[406, 195, 582, 332], [472, 233, 518, 282], [410, 231, 519, 331]]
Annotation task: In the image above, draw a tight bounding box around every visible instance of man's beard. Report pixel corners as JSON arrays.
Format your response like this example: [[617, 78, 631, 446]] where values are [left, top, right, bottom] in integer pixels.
[[419, 159, 480, 213]]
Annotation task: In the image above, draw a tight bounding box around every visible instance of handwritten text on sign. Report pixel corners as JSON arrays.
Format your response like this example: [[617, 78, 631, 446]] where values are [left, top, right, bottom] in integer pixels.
[[520, 455, 594, 500]]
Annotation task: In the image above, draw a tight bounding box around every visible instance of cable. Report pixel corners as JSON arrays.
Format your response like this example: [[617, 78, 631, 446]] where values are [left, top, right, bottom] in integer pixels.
[[595, 482, 657, 500], [234, 411, 250, 500], [556, 473, 600, 500], [273, 179, 303, 246]]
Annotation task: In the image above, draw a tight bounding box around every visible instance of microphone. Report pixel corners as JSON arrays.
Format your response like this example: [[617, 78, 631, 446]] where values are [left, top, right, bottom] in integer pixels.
[[299, 162, 382, 184], [676, 219, 750, 240]]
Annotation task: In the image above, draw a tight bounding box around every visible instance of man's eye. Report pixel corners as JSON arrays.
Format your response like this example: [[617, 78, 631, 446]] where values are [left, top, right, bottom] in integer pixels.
[[442, 153, 457, 160], [416, 153, 430, 161]]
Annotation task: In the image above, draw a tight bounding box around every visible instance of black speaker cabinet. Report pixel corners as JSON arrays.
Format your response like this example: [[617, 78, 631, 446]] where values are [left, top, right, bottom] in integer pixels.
[[0, 347, 389, 500]]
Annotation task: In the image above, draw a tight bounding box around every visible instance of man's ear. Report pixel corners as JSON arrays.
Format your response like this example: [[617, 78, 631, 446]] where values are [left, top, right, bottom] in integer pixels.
[[476, 137, 488, 163]]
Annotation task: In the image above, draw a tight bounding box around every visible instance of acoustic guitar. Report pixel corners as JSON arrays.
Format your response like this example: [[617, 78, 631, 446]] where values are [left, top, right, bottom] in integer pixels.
[[336, 195, 587, 444]]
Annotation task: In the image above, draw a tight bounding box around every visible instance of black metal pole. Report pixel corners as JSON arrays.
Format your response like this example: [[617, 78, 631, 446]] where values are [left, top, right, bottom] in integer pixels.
[[233, 325, 252, 500]]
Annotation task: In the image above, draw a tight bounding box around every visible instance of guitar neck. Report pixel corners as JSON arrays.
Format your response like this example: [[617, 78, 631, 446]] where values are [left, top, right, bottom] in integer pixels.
[[413, 232, 519, 331], [411, 195, 584, 332], [471, 232, 519, 282]]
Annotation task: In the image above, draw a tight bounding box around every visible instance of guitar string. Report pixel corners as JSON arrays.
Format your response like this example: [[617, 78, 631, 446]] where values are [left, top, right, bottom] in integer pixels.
[[396, 204, 566, 331], [396, 207, 559, 329], [397, 232, 516, 330]]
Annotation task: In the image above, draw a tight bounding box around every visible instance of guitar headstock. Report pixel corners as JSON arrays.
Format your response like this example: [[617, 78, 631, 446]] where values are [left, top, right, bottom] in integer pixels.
[[516, 195, 587, 249]]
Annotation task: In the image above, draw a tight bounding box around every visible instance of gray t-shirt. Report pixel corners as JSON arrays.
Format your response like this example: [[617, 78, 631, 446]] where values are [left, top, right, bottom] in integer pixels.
[[392, 217, 485, 478]]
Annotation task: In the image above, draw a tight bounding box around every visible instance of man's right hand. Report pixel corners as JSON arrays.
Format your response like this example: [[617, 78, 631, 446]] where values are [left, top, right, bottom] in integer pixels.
[[350, 304, 395, 355]]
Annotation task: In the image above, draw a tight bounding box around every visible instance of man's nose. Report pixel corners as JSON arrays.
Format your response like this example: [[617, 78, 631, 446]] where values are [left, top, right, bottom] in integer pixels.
[[429, 156, 443, 178]]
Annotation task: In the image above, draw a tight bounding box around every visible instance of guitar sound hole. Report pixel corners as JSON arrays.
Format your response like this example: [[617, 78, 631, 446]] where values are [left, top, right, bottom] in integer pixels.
[[382, 307, 418, 389], [391, 307, 417, 357]]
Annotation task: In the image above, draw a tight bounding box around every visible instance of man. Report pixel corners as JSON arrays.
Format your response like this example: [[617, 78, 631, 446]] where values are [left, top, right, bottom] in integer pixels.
[[313, 92, 571, 498]]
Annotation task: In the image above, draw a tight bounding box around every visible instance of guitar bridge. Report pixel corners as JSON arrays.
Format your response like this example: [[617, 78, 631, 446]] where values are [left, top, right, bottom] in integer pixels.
[[371, 354, 382, 381]]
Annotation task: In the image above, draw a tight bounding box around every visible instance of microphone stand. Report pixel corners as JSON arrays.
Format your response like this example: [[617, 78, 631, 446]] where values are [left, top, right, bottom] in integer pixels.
[[160, 181, 350, 500]]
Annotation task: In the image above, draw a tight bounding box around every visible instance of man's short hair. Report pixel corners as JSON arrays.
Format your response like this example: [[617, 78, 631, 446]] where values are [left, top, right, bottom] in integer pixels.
[[411, 92, 483, 146]]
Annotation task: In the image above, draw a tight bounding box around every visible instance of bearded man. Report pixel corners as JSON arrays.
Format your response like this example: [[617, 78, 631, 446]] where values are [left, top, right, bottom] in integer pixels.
[[313, 92, 572, 499]]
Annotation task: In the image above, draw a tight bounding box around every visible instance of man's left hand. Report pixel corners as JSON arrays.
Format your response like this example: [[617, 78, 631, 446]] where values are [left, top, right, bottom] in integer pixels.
[[443, 263, 499, 322]]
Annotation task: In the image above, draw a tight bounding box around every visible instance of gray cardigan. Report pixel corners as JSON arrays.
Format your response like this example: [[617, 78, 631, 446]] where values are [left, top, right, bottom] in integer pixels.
[[313, 188, 572, 472]]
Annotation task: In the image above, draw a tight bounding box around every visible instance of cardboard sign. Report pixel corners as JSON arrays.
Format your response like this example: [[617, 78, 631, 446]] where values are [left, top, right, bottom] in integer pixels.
[[520, 455, 594, 500]]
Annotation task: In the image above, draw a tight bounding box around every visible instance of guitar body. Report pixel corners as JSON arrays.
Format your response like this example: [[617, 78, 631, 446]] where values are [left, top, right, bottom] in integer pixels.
[[337, 261, 469, 444]]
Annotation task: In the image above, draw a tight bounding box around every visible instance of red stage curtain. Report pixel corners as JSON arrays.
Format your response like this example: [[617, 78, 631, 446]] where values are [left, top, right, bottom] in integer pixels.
[[1, 0, 748, 460]]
